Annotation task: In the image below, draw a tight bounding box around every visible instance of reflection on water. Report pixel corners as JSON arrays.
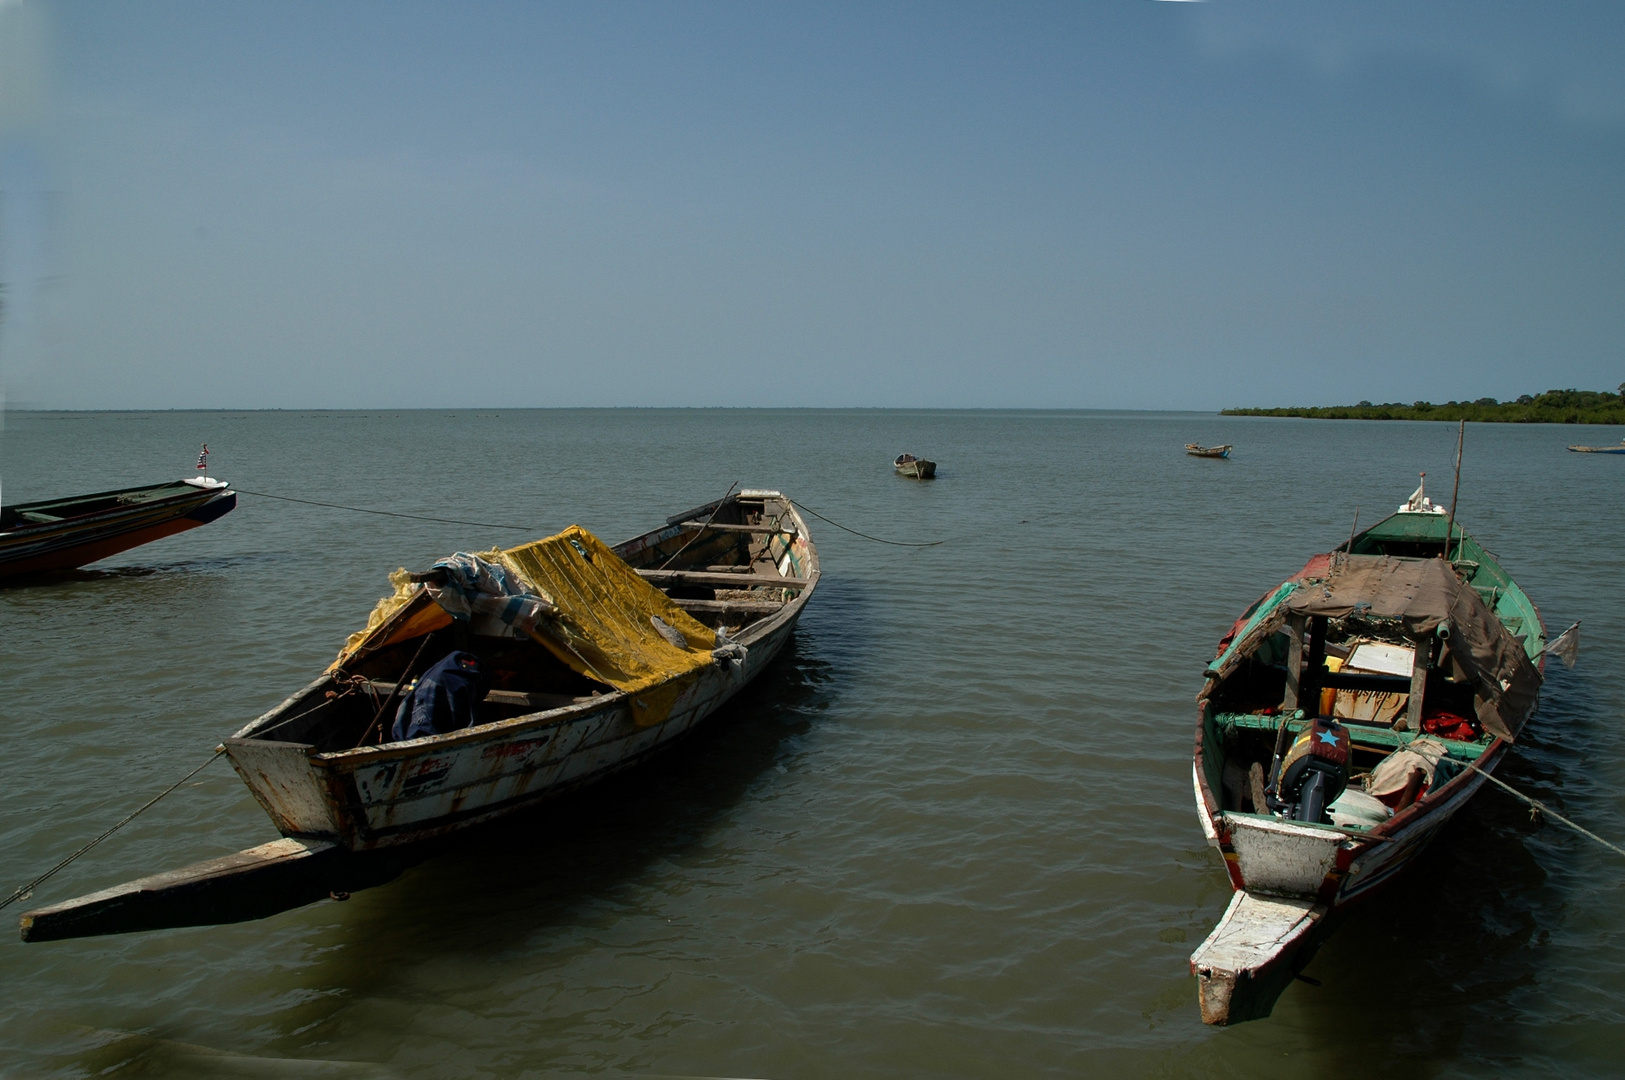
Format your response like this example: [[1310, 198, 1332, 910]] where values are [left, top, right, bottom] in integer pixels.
[[1, 409, 1621, 1078]]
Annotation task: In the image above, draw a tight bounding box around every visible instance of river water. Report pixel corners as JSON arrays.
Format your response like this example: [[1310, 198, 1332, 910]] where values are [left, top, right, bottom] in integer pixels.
[[1, 409, 1621, 1078]]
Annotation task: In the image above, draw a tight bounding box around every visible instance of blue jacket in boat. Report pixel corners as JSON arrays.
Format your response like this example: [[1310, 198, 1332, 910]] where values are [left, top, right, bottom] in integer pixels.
[[391, 650, 483, 742]]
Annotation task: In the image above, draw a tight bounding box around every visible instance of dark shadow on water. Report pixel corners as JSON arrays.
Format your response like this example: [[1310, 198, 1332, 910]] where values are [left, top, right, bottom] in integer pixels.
[[340, 631, 834, 945], [61, 633, 841, 1076], [1264, 660, 1603, 1075], [0, 551, 296, 592], [59, 580, 882, 1073]]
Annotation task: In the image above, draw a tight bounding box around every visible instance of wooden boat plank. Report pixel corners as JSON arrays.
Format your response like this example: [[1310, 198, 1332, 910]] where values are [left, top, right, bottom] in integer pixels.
[[669, 598, 785, 617], [361, 682, 587, 712], [674, 521, 794, 534], [1190, 890, 1327, 1025], [18, 838, 406, 943], [636, 569, 809, 589]]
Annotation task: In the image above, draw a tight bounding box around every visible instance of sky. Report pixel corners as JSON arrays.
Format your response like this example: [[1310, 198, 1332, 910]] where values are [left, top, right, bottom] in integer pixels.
[[0, 1, 1622, 410]]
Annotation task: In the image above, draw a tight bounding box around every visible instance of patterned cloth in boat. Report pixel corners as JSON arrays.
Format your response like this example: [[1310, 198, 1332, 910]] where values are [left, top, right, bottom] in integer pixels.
[[424, 552, 555, 638]]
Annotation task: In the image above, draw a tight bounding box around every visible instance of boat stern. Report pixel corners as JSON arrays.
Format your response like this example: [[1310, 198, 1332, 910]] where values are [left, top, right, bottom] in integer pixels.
[[221, 737, 345, 841], [1190, 890, 1328, 1025], [1223, 813, 1346, 897]]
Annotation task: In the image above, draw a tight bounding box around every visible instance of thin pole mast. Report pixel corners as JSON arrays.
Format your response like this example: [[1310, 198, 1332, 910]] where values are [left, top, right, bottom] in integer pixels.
[[1445, 419, 1464, 561]]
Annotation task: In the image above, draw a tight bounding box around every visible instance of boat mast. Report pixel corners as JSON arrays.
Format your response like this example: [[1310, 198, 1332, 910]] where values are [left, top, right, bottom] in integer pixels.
[[1444, 420, 1464, 561]]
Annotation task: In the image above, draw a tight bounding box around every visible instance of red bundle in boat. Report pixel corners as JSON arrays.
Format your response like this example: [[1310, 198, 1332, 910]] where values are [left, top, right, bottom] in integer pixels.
[[1422, 710, 1480, 741]]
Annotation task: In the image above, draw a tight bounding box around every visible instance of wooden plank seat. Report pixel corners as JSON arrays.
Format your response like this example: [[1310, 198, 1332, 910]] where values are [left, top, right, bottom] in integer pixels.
[[1216, 712, 1485, 758], [636, 569, 809, 590], [669, 598, 785, 618], [365, 681, 588, 711], [676, 521, 796, 534], [1318, 671, 1413, 693]]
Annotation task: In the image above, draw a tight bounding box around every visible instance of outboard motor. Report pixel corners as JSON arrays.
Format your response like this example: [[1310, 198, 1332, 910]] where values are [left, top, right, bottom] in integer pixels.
[[1270, 718, 1350, 824]]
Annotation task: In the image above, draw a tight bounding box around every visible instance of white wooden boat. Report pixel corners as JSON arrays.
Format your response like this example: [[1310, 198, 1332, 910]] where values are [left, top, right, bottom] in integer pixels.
[[20, 490, 818, 940], [1185, 443, 1232, 459], [1189, 501, 1554, 1024]]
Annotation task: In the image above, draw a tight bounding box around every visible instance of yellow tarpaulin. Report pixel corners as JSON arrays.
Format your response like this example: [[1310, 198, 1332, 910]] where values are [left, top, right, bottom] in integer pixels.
[[332, 525, 719, 726], [501, 526, 719, 726], [335, 569, 453, 666]]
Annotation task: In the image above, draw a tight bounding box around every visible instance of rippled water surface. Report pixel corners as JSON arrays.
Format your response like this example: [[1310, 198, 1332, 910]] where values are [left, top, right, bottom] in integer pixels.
[[1, 409, 1621, 1078]]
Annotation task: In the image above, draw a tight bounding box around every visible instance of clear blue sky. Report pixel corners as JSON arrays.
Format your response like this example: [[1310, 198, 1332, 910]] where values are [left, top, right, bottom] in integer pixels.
[[1, 1, 1622, 409]]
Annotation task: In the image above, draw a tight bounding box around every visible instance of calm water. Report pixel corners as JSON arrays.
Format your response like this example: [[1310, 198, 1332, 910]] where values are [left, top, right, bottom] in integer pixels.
[[1, 410, 1622, 1078]]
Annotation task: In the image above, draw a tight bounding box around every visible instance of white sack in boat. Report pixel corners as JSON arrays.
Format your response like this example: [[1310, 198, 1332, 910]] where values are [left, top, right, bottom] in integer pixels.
[[1366, 737, 1451, 801]]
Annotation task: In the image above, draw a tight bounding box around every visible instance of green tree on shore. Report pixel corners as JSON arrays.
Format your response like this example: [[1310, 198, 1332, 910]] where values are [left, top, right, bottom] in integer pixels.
[[1222, 386, 1625, 424]]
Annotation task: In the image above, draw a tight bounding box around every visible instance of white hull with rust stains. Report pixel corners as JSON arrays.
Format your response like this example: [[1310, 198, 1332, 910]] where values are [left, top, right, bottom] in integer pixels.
[[224, 622, 799, 850]]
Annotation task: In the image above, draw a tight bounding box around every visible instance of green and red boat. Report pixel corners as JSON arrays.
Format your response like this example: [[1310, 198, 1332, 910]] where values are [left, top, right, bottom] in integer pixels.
[[0, 478, 237, 582], [1189, 491, 1564, 1024]]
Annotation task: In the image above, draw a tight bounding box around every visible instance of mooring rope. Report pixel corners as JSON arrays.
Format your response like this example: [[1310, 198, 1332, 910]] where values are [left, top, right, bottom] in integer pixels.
[[790, 500, 945, 548], [1458, 758, 1625, 860], [0, 750, 226, 912], [659, 481, 739, 570], [235, 487, 946, 549], [233, 488, 536, 531]]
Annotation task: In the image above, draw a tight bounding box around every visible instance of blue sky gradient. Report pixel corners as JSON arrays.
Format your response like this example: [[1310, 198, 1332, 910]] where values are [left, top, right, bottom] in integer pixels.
[[1, 1, 1622, 409]]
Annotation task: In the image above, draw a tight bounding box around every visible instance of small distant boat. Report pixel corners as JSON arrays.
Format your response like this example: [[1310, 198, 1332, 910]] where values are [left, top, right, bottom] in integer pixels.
[[1188, 489, 1559, 1025], [0, 478, 236, 582], [894, 454, 937, 479], [1567, 438, 1625, 454], [1186, 443, 1232, 459]]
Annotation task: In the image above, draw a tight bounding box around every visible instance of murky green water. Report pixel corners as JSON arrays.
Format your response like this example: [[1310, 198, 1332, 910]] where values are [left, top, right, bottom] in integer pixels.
[[1, 410, 1621, 1078]]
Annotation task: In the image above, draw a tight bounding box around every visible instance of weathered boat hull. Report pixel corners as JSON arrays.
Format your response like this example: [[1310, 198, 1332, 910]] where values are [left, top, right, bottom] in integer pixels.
[[1190, 508, 1544, 1024], [223, 494, 818, 851], [223, 618, 801, 849], [0, 480, 236, 581], [1202, 742, 1501, 902], [1190, 744, 1503, 1022], [1190, 890, 1327, 1026], [1567, 443, 1625, 453], [1185, 444, 1232, 459]]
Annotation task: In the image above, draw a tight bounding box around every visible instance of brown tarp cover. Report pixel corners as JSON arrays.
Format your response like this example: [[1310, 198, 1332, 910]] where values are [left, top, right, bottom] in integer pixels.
[[1280, 555, 1541, 742]]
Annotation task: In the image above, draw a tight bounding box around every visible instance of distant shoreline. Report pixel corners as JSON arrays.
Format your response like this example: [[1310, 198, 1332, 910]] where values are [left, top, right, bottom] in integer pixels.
[[1223, 388, 1625, 425]]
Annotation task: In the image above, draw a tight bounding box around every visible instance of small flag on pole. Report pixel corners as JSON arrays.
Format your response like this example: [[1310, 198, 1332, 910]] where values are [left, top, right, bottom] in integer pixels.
[[1544, 621, 1581, 669], [196, 445, 209, 472]]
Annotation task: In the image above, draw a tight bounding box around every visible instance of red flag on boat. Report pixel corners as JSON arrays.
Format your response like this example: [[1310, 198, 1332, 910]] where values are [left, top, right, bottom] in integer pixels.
[[196, 445, 209, 471]]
